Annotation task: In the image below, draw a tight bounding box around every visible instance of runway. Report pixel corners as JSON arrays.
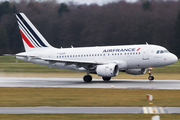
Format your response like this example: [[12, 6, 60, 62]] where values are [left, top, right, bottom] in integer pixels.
[[0, 107, 180, 114], [0, 77, 179, 89]]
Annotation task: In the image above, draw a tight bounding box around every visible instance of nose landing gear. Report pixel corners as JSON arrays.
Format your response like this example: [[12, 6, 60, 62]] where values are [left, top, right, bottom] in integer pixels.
[[148, 68, 154, 81]]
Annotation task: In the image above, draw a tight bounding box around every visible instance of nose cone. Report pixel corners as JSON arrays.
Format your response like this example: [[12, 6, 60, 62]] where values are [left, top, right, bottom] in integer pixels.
[[169, 53, 178, 64]]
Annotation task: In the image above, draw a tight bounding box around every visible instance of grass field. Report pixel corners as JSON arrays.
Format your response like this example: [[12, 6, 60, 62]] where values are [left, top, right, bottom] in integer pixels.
[[0, 88, 179, 107], [0, 114, 180, 120]]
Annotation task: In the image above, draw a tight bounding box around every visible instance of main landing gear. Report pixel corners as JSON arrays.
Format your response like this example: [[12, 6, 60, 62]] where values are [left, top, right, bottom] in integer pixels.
[[102, 77, 111, 81], [83, 71, 112, 82], [83, 75, 92, 82], [83, 75, 111, 82], [148, 68, 154, 81]]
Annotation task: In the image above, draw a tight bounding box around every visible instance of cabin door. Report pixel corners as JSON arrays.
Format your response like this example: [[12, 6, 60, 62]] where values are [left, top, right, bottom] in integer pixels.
[[142, 47, 149, 60]]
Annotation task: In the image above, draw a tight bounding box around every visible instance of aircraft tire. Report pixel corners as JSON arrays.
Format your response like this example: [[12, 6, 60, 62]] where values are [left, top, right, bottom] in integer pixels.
[[148, 76, 154, 81], [102, 77, 111, 81], [83, 75, 92, 82]]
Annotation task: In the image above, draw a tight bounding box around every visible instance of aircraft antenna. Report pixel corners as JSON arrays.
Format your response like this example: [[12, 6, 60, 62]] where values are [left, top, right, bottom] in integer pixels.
[[146, 42, 148, 45]]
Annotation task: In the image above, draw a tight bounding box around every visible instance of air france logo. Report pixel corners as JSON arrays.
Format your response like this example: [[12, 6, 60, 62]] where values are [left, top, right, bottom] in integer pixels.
[[103, 48, 141, 52], [137, 48, 141, 51]]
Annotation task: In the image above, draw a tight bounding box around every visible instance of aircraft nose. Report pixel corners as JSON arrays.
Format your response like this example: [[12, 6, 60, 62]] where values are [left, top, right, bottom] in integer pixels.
[[170, 54, 178, 64]]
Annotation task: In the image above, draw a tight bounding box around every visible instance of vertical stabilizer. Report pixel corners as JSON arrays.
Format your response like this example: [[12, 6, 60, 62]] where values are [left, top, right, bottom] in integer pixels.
[[16, 13, 52, 52]]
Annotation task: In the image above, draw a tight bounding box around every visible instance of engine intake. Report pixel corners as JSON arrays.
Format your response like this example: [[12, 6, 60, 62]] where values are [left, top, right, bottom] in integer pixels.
[[126, 68, 146, 75], [96, 64, 119, 77]]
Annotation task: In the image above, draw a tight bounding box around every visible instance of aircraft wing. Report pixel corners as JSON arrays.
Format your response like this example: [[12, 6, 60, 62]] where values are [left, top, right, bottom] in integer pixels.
[[15, 53, 104, 65], [40, 57, 103, 65]]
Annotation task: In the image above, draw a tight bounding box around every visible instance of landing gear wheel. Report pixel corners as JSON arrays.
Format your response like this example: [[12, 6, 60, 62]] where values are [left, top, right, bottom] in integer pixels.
[[83, 75, 92, 82], [148, 68, 154, 81], [148, 76, 154, 81], [102, 77, 111, 81]]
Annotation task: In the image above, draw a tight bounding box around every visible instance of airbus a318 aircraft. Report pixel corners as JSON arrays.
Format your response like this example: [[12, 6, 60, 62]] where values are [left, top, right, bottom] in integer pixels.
[[14, 13, 178, 82]]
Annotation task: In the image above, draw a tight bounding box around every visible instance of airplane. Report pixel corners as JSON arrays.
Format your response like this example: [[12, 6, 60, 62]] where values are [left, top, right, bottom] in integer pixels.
[[14, 13, 178, 82]]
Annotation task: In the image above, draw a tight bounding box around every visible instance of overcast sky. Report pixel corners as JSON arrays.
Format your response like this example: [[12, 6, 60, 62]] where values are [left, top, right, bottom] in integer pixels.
[[0, 0, 123, 5]]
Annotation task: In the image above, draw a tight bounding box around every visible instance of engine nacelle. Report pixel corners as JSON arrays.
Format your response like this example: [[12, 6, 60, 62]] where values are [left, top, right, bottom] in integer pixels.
[[126, 68, 146, 75], [96, 64, 119, 77]]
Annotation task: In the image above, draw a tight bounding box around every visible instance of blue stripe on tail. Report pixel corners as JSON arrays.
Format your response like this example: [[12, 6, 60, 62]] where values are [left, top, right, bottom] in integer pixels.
[[17, 18, 40, 47]]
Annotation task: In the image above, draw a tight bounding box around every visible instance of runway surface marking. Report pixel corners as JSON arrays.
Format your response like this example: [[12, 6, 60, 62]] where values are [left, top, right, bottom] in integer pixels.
[[143, 107, 166, 114]]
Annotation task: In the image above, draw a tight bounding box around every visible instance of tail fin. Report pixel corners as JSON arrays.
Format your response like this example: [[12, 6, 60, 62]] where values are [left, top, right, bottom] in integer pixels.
[[15, 13, 52, 52]]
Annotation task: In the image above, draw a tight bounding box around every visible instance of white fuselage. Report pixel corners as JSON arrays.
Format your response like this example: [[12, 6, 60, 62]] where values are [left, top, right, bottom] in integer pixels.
[[16, 44, 178, 72]]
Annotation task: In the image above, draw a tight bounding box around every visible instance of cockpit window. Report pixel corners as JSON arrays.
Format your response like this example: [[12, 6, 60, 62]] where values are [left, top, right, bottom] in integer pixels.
[[156, 50, 160, 54], [156, 50, 169, 54], [160, 50, 164, 53], [164, 50, 169, 53]]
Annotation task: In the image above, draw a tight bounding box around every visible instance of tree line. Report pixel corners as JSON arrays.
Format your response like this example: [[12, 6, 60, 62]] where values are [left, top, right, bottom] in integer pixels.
[[0, 0, 180, 57]]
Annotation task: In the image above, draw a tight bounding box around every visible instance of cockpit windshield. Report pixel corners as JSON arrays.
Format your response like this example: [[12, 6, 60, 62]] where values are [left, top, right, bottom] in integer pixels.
[[156, 50, 169, 54]]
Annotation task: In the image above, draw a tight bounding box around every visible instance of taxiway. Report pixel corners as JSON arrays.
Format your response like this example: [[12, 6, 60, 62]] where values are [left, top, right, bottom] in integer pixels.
[[0, 107, 179, 114]]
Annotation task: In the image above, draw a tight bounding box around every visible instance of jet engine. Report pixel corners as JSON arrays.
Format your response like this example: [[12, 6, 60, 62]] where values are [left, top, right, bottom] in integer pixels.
[[96, 64, 119, 77], [126, 68, 146, 75]]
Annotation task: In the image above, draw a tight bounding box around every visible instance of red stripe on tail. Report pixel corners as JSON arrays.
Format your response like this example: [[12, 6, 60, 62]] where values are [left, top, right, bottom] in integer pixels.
[[20, 30, 35, 48]]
